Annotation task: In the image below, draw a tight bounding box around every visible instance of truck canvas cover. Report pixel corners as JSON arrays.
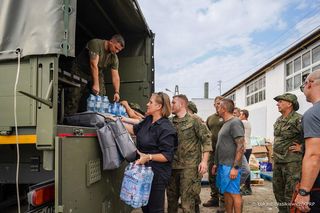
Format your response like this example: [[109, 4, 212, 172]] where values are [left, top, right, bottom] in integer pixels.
[[0, 0, 152, 60]]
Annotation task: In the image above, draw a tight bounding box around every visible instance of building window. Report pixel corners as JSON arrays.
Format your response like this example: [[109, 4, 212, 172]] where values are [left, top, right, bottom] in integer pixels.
[[302, 52, 310, 68], [312, 45, 320, 63], [226, 93, 235, 102], [246, 75, 266, 106], [286, 44, 320, 92]]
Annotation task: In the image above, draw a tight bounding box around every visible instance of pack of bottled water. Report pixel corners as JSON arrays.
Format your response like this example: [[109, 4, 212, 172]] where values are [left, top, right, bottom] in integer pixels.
[[86, 94, 110, 113], [120, 163, 154, 208], [87, 94, 128, 116], [108, 102, 128, 117]]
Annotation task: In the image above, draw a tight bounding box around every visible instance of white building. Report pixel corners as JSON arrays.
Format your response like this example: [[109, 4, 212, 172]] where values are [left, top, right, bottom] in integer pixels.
[[223, 28, 320, 140], [191, 98, 215, 121]]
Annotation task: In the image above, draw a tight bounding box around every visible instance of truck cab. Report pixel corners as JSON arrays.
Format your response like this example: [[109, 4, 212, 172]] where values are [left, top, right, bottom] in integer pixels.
[[0, 0, 154, 212]]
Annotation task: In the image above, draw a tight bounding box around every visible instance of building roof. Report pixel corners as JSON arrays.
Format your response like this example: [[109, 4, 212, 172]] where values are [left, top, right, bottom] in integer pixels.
[[223, 27, 320, 97]]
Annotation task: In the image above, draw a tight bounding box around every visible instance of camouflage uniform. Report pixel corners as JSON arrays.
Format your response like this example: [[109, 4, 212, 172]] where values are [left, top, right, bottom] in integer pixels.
[[167, 113, 212, 213], [65, 39, 119, 115], [206, 113, 224, 201], [273, 94, 304, 213], [187, 100, 203, 208]]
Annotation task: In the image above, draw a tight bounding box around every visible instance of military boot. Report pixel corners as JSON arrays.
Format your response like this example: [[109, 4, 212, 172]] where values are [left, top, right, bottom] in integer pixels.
[[202, 198, 219, 207]]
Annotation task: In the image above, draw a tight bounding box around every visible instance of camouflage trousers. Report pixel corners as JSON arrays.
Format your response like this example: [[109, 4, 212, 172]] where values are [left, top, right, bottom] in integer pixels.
[[208, 152, 220, 200], [272, 161, 301, 213], [167, 168, 201, 213], [64, 63, 106, 115]]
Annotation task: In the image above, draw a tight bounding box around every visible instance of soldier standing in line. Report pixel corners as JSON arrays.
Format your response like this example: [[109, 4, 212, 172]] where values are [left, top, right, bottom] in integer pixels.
[[203, 96, 224, 209], [272, 93, 304, 213], [167, 95, 212, 213], [187, 101, 208, 210]]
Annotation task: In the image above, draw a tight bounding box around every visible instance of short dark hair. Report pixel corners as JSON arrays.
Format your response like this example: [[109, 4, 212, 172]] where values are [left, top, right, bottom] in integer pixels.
[[221, 98, 234, 113], [173, 94, 189, 105], [111, 34, 125, 48], [240, 109, 249, 118]]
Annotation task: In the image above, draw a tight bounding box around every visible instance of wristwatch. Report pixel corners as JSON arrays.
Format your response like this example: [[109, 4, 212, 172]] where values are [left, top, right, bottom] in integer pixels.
[[298, 189, 310, 196], [233, 165, 240, 170]]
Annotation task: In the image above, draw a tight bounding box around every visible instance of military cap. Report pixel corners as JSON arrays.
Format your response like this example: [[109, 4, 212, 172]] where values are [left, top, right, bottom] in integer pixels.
[[274, 93, 299, 111], [187, 101, 198, 114]]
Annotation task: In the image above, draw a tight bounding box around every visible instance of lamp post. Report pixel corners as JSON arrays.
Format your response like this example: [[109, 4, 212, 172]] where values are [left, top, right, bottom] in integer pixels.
[[165, 88, 173, 94]]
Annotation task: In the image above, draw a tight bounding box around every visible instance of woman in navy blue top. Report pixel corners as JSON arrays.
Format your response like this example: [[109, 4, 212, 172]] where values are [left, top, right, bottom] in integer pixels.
[[126, 92, 177, 213]]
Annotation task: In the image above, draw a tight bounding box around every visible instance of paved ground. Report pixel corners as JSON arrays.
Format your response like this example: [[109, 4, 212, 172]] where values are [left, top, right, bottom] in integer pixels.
[[132, 179, 278, 213]]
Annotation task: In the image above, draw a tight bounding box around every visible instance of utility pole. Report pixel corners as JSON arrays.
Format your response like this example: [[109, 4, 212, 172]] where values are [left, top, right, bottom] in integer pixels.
[[217, 80, 222, 95]]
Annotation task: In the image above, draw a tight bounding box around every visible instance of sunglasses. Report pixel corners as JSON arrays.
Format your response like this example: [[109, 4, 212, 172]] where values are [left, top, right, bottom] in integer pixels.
[[300, 80, 315, 92], [157, 92, 165, 105]]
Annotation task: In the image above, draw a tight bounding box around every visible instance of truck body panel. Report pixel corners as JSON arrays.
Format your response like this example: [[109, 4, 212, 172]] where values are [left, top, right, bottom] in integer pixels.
[[55, 125, 131, 213]]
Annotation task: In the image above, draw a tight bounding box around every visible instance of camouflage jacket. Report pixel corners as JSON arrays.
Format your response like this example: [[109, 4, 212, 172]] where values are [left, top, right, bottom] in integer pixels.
[[171, 113, 212, 169], [273, 111, 304, 163]]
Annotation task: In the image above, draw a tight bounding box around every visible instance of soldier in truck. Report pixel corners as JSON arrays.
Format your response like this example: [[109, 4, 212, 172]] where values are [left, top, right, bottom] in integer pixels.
[[65, 34, 125, 115]]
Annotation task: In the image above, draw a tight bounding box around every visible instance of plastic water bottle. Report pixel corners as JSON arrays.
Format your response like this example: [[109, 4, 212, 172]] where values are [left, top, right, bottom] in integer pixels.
[[142, 167, 154, 206], [109, 103, 114, 114], [119, 105, 128, 117], [131, 165, 144, 208], [120, 164, 154, 208], [108, 103, 112, 114], [95, 95, 102, 112], [120, 163, 134, 205], [112, 102, 119, 115], [87, 94, 96, 111], [102, 96, 110, 113], [142, 166, 154, 206]]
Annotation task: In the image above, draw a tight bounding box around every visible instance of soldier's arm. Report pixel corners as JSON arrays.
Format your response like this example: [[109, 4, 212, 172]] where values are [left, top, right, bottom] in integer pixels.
[[195, 119, 212, 152], [89, 52, 100, 94], [206, 118, 210, 130], [198, 151, 210, 175], [111, 68, 120, 101], [233, 136, 245, 167]]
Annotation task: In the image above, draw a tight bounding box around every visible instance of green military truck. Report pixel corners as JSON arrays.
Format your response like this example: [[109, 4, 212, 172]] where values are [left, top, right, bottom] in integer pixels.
[[0, 0, 154, 212]]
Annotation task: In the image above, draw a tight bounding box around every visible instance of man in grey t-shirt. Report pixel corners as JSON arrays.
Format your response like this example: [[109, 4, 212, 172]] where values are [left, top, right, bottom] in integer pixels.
[[295, 69, 320, 213], [213, 98, 245, 213]]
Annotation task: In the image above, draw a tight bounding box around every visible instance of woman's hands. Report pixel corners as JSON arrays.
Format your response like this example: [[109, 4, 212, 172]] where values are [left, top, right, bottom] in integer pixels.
[[135, 150, 152, 165]]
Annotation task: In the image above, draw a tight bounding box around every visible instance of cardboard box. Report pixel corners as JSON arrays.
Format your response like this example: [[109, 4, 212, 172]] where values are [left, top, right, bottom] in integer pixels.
[[265, 143, 273, 163], [252, 145, 268, 158], [249, 154, 259, 170], [254, 153, 268, 158], [252, 145, 268, 153], [265, 144, 273, 152]]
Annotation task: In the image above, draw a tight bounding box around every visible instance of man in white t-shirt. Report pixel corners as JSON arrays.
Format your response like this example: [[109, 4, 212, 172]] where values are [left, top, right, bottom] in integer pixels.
[[239, 109, 252, 195]]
